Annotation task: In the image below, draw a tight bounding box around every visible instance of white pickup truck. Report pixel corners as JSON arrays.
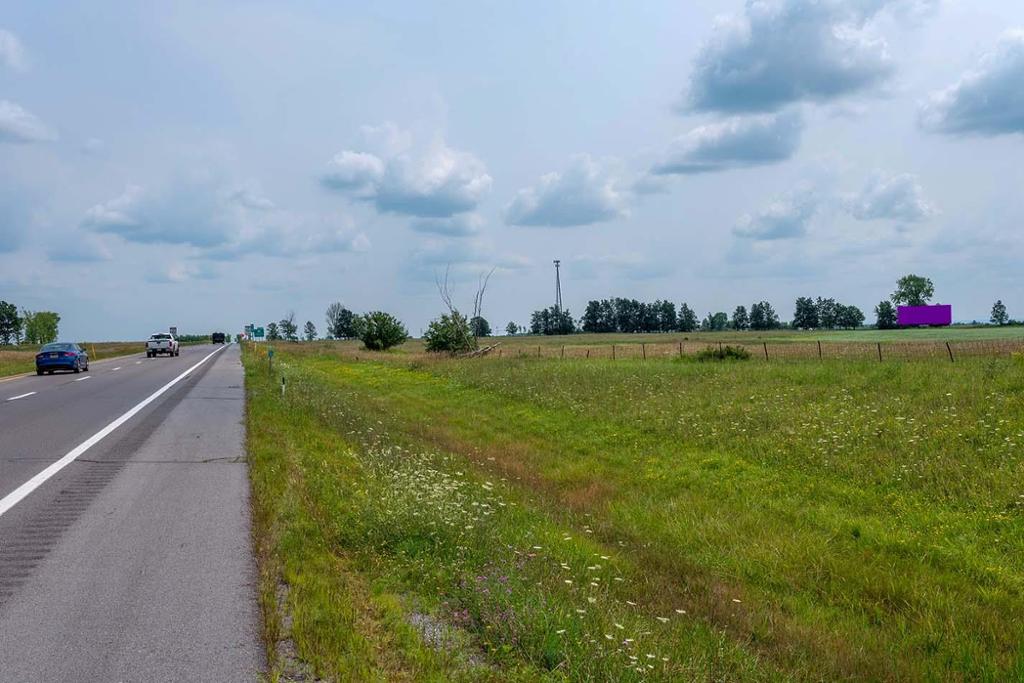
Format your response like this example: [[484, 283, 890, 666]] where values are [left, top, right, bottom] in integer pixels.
[[146, 333, 180, 358]]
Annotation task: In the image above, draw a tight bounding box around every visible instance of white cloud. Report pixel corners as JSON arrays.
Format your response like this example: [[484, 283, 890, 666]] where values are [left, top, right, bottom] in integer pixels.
[[320, 151, 385, 192], [733, 183, 819, 240], [653, 110, 803, 175], [0, 29, 26, 72], [0, 100, 56, 143], [919, 30, 1024, 136], [844, 171, 935, 222], [505, 155, 630, 227], [321, 126, 492, 219], [685, 0, 904, 113], [83, 176, 367, 259]]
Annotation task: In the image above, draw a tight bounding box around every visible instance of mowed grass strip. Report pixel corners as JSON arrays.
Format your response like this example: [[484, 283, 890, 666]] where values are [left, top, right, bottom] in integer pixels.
[[245, 349, 775, 682], [250, 344, 1024, 681]]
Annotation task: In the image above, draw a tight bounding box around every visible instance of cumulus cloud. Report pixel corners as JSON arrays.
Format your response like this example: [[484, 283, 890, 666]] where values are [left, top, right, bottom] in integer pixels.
[[83, 183, 235, 247], [919, 30, 1024, 136], [653, 110, 803, 175], [0, 100, 56, 143], [83, 177, 367, 259], [0, 29, 26, 72], [844, 171, 935, 222], [733, 183, 818, 240], [320, 151, 385, 192], [321, 126, 492, 219], [685, 0, 903, 113], [505, 155, 630, 227]]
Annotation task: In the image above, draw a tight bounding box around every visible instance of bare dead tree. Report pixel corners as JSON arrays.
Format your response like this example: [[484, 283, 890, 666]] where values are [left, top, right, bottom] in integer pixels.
[[472, 268, 495, 322]]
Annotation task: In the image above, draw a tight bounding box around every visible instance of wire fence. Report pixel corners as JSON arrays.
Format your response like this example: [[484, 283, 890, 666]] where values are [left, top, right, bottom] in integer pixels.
[[496, 338, 1024, 362]]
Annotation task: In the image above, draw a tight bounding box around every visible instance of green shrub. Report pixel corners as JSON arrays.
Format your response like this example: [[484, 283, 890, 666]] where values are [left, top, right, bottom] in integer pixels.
[[696, 344, 751, 362], [359, 311, 408, 351], [424, 311, 476, 354]]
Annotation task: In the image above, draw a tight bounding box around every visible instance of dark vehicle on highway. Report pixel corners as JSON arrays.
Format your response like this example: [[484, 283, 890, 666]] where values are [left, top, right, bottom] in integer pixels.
[[211, 332, 226, 344], [35, 342, 89, 375]]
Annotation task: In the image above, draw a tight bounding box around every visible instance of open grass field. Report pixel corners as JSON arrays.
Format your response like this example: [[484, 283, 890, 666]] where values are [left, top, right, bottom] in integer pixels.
[[0, 341, 146, 379], [245, 341, 1024, 681]]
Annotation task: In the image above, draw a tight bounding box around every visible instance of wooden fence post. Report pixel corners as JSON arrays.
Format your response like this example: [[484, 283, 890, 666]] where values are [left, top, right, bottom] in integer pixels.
[[817, 340, 822, 360], [561, 345, 565, 359], [586, 349, 590, 359], [719, 341, 723, 354], [642, 343, 646, 360], [612, 344, 616, 361], [877, 342, 882, 362], [946, 341, 955, 363], [537, 345, 541, 357], [678, 341, 683, 358], [763, 342, 769, 361]]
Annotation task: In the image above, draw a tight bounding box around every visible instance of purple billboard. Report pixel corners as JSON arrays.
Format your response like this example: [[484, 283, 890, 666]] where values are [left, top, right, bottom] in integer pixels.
[[898, 305, 952, 327]]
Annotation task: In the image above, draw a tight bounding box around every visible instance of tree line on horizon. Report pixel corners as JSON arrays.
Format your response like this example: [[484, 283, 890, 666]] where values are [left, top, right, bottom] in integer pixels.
[[256, 274, 1017, 352], [0, 300, 61, 346], [514, 275, 1018, 336]]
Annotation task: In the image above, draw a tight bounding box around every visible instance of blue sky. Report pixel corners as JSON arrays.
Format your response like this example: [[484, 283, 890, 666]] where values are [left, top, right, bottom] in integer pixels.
[[1, 0, 1022, 339]]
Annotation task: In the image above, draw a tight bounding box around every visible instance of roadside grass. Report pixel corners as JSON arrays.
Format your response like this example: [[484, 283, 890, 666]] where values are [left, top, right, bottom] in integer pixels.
[[246, 345, 1024, 681], [0, 341, 145, 378], [246, 351, 773, 681]]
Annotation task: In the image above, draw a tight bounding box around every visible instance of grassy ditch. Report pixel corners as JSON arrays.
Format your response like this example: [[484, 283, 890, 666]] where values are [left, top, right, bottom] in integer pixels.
[[245, 344, 1024, 681]]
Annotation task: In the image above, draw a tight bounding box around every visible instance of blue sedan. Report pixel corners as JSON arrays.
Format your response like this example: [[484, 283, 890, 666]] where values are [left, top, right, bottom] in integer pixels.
[[35, 342, 90, 375]]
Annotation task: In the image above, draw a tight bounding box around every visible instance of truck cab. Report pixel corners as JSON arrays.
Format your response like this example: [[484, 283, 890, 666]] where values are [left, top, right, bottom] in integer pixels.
[[146, 333, 180, 358]]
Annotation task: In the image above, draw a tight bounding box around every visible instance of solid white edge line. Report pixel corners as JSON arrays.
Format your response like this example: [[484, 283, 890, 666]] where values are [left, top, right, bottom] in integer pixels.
[[6, 392, 36, 401], [0, 343, 232, 518]]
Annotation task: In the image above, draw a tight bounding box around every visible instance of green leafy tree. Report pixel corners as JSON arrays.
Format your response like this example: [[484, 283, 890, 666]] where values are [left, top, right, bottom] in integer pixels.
[[892, 274, 935, 307], [279, 311, 299, 341], [750, 301, 780, 330], [793, 297, 818, 329], [836, 305, 865, 329], [732, 305, 749, 331], [359, 311, 408, 350], [425, 311, 476, 354], [505, 321, 519, 336], [875, 300, 898, 329], [470, 315, 491, 337], [266, 322, 281, 341], [816, 297, 838, 329], [701, 311, 729, 331], [0, 300, 22, 345], [677, 303, 698, 332], [991, 300, 1009, 326], [529, 307, 575, 335], [303, 320, 317, 341], [325, 302, 360, 339], [22, 310, 60, 344]]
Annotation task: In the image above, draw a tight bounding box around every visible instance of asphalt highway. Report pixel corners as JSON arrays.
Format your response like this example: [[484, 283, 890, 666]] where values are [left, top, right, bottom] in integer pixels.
[[0, 343, 263, 681]]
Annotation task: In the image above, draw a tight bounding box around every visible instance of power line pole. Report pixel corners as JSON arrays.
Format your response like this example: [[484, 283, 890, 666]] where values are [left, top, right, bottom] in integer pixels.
[[553, 259, 562, 314]]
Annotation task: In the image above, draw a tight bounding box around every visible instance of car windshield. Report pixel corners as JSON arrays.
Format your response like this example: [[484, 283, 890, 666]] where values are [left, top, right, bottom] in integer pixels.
[[41, 343, 75, 352], [150, 334, 171, 340]]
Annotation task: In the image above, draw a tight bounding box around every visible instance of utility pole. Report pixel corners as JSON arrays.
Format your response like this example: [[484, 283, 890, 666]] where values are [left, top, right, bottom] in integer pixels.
[[554, 259, 562, 314]]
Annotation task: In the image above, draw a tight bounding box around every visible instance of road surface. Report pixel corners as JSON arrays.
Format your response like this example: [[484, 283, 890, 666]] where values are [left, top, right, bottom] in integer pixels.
[[0, 343, 263, 681]]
